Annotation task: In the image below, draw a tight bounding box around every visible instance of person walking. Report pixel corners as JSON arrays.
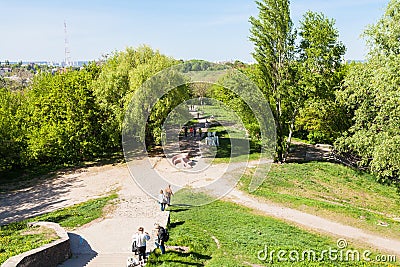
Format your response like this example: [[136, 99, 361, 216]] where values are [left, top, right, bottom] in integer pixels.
[[155, 224, 168, 254], [158, 189, 167, 211], [134, 227, 150, 264], [164, 185, 174, 207]]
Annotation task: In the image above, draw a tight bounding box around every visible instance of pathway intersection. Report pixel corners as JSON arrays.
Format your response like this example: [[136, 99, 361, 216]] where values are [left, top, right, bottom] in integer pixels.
[[1, 105, 399, 266]]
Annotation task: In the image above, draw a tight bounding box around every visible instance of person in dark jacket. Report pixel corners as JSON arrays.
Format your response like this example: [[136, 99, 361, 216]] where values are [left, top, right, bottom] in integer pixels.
[[154, 224, 167, 254]]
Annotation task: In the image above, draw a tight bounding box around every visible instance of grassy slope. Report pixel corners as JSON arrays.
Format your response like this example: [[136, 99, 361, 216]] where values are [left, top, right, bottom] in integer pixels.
[[240, 161, 400, 239], [148, 199, 398, 266], [0, 193, 117, 264]]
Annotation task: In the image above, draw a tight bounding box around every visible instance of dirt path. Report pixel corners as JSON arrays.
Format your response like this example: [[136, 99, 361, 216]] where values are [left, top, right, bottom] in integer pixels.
[[59, 167, 169, 267], [2, 159, 400, 265], [0, 163, 169, 266], [224, 189, 400, 257], [0, 164, 124, 225], [2, 108, 399, 264]]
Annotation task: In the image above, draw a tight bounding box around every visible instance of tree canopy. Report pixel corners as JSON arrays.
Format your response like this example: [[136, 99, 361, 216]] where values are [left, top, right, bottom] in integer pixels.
[[336, 0, 400, 188], [249, 0, 346, 161]]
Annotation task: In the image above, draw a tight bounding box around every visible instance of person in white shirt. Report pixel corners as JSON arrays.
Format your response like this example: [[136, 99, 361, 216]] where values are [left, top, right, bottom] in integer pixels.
[[133, 227, 150, 263], [158, 189, 167, 211]]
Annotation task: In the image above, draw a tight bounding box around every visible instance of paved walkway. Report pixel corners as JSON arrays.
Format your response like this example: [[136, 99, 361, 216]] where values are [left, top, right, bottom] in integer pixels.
[[59, 173, 169, 267], [2, 105, 400, 266]]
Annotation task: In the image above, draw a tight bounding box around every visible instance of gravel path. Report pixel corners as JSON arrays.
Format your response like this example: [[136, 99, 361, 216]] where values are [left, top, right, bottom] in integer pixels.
[[224, 189, 400, 257], [3, 107, 399, 265], [58, 165, 169, 267], [2, 159, 400, 265], [2, 139, 400, 266], [0, 163, 169, 266]]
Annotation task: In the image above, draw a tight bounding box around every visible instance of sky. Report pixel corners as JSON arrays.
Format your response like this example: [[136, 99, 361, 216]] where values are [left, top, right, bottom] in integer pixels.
[[0, 0, 389, 63]]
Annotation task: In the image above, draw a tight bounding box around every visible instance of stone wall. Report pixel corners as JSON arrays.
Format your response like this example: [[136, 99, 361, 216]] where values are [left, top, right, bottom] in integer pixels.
[[1, 222, 71, 267]]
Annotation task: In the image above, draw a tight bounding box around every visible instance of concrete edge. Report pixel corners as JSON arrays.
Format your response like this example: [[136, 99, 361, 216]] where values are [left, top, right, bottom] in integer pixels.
[[1, 222, 71, 267]]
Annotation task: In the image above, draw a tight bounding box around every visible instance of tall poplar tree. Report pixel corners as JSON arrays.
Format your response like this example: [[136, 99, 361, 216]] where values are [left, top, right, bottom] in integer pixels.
[[249, 0, 295, 162]]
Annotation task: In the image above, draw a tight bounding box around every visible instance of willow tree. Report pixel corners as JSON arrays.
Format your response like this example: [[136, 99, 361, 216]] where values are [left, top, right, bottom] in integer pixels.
[[336, 0, 400, 188], [249, 0, 296, 162]]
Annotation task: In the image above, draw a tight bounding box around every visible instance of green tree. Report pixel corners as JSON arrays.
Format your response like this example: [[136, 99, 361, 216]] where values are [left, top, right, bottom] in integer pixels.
[[293, 11, 347, 146], [249, 0, 295, 162], [336, 0, 400, 188], [25, 63, 103, 165], [93, 46, 190, 147], [0, 87, 26, 171], [364, 0, 400, 56]]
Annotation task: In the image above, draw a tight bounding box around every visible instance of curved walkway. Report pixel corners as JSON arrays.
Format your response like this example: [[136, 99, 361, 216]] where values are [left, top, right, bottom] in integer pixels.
[[225, 189, 400, 256], [2, 160, 400, 266], [0, 163, 169, 267], [2, 106, 400, 264], [58, 168, 169, 267]]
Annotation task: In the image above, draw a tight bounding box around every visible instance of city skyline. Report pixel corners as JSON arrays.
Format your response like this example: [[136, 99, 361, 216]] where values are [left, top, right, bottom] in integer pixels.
[[0, 0, 389, 63]]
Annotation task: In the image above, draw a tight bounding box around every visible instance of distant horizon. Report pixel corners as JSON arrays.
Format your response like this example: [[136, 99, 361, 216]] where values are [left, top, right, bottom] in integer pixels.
[[0, 58, 368, 66], [0, 0, 389, 63]]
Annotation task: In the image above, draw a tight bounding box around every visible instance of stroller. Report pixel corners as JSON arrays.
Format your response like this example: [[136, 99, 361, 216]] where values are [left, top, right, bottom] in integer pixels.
[[127, 236, 140, 267]]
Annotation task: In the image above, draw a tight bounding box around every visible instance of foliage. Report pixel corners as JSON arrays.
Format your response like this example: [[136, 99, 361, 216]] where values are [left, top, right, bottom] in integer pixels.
[[294, 12, 348, 144], [209, 72, 260, 138], [24, 63, 103, 165], [0, 223, 57, 265], [0, 88, 26, 171], [295, 96, 351, 144], [336, 0, 400, 187], [178, 59, 227, 72], [33, 193, 118, 228], [364, 0, 400, 56], [0, 46, 190, 174], [249, 0, 295, 162], [248, 2, 347, 161], [94, 45, 191, 147]]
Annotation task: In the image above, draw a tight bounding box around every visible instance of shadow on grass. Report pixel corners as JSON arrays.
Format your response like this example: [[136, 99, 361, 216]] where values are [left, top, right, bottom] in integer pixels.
[[169, 221, 185, 229], [169, 208, 190, 213], [149, 250, 211, 267], [211, 137, 261, 159]]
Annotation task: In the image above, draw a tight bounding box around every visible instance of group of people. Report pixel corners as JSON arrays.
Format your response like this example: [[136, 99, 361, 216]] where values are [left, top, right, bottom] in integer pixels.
[[158, 185, 173, 211], [130, 224, 168, 265], [183, 126, 203, 138]]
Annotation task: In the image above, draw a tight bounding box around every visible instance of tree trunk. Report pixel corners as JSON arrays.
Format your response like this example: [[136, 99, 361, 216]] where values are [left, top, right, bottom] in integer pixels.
[[283, 108, 297, 162], [275, 94, 284, 163]]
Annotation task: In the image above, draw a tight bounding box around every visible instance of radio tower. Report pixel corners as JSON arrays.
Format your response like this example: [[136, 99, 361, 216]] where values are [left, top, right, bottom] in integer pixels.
[[64, 20, 71, 67]]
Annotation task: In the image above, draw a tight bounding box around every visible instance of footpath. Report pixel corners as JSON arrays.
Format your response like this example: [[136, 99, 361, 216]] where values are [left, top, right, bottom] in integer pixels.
[[2, 105, 400, 265], [58, 170, 169, 267], [0, 163, 169, 267]]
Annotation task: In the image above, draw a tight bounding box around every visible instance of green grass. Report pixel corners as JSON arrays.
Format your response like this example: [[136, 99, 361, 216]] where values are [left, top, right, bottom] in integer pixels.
[[0, 193, 117, 264], [192, 104, 263, 164], [0, 223, 58, 265], [32, 193, 118, 228], [240, 161, 400, 239], [148, 198, 398, 266]]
